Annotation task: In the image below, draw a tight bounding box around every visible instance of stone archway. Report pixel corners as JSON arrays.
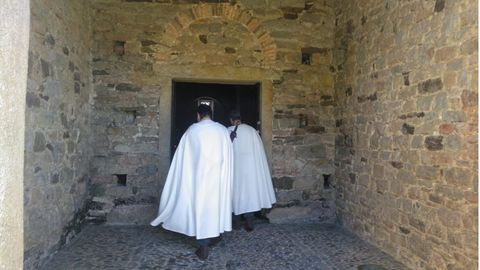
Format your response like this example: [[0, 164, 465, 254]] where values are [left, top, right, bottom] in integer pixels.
[[162, 3, 277, 65], [129, 4, 282, 183]]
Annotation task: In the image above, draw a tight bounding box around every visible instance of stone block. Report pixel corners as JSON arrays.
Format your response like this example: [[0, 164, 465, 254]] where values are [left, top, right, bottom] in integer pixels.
[[424, 136, 443, 151], [407, 234, 432, 261], [273, 176, 295, 189], [399, 226, 410, 235], [357, 92, 377, 103], [435, 46, 456, 62], [439, 123, 456, 135], [428, 193, 443, 204], [460, 38, 477, 55], [26, 92, 41, 108], [305, 126, 326, 133], [284, 136, 304, 145], [445, 167, 471, 187], [40, 59, 51, 78], [335, 135, 345, 147], [320, 95, 335, 106], [357, 174, 370, 187], [276, 117, 299, 129], [442, 111, 466, 122], [293, 175, 318, 189], [106, 204, 157, 225], [461, 90, 477, 109], [276, 190, 302, 204], [434, 0, 445, 12], [135, 164, 158, 176], [113, 143, 158, 153], [416, 95, 433, 111], [302, 160, 331, 176], [33, 132, 46, 152], [443, 72, 457, 88], [116, 83, 142, 92], [278, 0, 306, 10], [446, 58, 464, 71], [437, 208, 462, 228], [416, 166, 439, 180], [389, 179, 404, 196], [390, 161, 403, 169], [408, 216, 426, 232], [445, 135, 463, 151], [267, 203, 334, 224], [282, 9, 299, 20], [93, 70, 108, 76], [411, 136, 424, 149], [372, 165, 385, 178], [296, 144, 326, 159], [433, 92, 448, 111], [401, 123, 415, 135], [417, 78, 443, 94]]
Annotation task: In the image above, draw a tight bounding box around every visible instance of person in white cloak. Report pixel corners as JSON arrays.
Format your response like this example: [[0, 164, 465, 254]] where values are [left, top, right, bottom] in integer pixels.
[[228, 110, 276, 232], [151, 104, 233, 260]]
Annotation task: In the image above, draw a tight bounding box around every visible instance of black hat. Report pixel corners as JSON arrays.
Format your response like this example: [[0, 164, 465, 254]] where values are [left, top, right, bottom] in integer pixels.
[[229, 110, 241, 120], [197, 104, 212, 117]]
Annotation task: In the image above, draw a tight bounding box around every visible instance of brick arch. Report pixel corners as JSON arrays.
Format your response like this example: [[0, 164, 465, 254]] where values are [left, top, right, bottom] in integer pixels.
[[164, 4, 277, 64]]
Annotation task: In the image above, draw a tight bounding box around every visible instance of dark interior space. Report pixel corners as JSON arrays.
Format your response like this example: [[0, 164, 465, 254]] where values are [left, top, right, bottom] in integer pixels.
[[171, 81, 260, 157]]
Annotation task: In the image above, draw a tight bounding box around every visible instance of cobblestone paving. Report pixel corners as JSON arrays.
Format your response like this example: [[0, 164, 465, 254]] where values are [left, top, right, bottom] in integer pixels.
[[42, 223, 408, 270]]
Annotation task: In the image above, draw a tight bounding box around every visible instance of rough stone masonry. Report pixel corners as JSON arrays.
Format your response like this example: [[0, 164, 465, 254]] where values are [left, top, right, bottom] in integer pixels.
[[334, 0, 478, 269], [21, 0, 477, 270], [24, 1, 93, 269], [88, 0, 337, 227], [0, 0, 30, 269]]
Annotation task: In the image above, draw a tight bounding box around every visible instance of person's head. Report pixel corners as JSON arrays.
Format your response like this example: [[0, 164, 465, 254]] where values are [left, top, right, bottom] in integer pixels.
[[229, 110, 241, 125], [197, 104, 212, 121]]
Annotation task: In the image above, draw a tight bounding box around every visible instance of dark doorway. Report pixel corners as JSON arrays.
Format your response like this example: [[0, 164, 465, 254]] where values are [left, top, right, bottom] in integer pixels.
[[171, 81, 260, 158]]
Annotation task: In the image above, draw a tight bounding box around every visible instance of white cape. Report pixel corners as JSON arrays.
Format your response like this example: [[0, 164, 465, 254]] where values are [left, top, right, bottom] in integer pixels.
[[228, 124, 276, 215], [151, 119, 233, 239]]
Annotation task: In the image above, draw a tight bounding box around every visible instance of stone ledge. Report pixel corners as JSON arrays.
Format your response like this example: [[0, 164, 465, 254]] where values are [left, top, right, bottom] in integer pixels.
[[106, 204, 158, 225], [267, 202, 336, 224]]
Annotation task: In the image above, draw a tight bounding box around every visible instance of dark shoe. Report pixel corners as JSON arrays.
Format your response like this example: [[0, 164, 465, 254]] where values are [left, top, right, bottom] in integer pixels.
[[244, 218, 254, 232], [232, 219, 242, 230], [209, 236, 222, 247], [195, 246, 209, 260]]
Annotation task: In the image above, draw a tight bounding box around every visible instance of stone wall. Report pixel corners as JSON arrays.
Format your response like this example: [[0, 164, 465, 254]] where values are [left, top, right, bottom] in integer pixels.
[[0, 0, 30, 269], [24, 0, 93, 268], [334, 0, 478, 269], [89, 0, 337, 224]]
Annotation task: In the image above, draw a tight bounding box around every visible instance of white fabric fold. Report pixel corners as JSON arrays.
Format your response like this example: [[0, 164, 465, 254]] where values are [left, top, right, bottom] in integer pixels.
[[151, 119, 233, 239], [228, 124, 276, 215]]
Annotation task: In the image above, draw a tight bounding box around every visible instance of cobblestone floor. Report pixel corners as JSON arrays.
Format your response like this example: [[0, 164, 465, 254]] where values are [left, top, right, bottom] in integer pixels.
[[42, 223, 408, 270]]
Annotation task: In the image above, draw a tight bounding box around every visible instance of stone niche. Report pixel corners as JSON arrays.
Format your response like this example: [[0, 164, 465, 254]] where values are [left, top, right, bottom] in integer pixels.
[[88, 0, 337, 225]]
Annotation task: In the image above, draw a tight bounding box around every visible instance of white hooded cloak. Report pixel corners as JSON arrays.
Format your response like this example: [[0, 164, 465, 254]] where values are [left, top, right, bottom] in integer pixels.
[[151, 119, 233, 239], [227, 124, 276, 215]]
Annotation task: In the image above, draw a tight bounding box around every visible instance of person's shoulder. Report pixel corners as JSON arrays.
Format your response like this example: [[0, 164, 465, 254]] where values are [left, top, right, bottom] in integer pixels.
[[197, 120, 227, 131], [187, 122, 199, 129], [240, 123, 256, 132], [213, 122, 228, 131], [191, 120, 212, 129], [183, 123, 197, 135]]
